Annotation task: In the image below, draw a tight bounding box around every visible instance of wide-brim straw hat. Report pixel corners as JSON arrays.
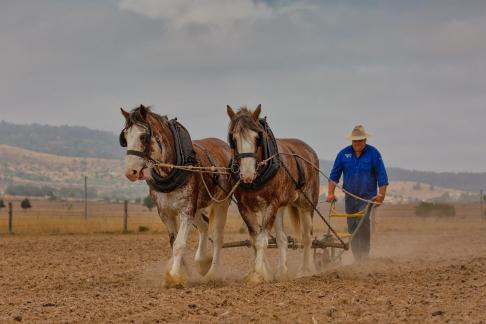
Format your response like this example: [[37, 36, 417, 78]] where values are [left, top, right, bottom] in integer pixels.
[[346, 125, 371, 140]]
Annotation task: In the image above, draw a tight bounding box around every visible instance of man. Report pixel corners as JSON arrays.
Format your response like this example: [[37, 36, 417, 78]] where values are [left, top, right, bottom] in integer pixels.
[[326, 125, 388, 261]]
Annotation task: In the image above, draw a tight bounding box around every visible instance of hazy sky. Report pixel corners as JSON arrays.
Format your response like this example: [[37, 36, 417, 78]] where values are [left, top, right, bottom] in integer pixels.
[[1, 0, 485, 172]]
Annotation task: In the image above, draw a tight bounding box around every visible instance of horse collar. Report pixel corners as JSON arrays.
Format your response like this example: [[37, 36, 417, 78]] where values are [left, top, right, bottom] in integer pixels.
[[147, 119, 198, 193]]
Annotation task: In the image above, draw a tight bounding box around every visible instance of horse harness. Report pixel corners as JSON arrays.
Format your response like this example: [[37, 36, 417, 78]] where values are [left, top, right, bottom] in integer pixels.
[[119, 118, 198, 193], [228, 118, 306, 191]]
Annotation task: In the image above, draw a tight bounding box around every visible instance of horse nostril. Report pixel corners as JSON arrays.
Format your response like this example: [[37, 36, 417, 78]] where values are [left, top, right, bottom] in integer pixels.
[[132, 170, 138, 175]]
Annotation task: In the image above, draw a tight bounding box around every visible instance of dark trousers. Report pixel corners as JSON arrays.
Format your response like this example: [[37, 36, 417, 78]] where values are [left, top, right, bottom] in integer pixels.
[[345, 196, 372, 261]]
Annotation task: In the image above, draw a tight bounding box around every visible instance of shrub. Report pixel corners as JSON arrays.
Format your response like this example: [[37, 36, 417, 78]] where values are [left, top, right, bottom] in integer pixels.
[[0, 199, 5, 209], [21, 198, 32, 210], [143, 195, 155, 211], [138, 226, 150, 232], [415, 202, 455, 218]]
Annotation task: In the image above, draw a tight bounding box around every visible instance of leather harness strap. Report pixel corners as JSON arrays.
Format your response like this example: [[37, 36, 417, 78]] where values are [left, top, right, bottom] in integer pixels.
[[289, 148, 306, 189]]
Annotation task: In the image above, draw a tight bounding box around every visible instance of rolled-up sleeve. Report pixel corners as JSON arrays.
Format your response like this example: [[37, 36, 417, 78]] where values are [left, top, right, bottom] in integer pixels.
[[374, 151, 389, 187], [329, 152, 343, 183]]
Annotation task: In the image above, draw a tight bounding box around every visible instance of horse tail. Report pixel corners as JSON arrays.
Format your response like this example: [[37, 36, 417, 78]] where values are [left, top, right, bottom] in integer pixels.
[[288, 206, 301, 237]]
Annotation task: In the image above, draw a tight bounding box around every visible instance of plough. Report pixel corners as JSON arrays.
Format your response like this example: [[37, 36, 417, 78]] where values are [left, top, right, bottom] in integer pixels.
[[222, 201, 374, 263], [222, 234, 349, 250]]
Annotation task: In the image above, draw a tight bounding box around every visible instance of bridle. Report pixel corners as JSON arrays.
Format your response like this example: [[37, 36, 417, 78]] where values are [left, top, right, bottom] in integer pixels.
[[228, 127, 263, 173], [119, 122, 161, 162]]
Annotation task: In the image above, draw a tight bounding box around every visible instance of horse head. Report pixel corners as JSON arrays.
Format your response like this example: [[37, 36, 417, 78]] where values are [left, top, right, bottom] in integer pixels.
[[119, 105, 173, 181], [226, 104, 264, 183]]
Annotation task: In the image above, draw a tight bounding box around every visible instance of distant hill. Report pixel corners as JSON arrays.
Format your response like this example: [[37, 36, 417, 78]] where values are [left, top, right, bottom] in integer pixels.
[[0, 144, 146, 200], [320, 160, 486, 193], [0, 121, 484, 194], [0, 120, 122, 159]]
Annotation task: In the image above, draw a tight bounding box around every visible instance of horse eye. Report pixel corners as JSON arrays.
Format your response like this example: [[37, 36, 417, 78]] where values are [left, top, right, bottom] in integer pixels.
[[139, 135, 145, 141]]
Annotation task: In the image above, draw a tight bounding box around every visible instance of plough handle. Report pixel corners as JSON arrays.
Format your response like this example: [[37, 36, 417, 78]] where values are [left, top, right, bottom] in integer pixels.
[[222, 240, 252, 248]]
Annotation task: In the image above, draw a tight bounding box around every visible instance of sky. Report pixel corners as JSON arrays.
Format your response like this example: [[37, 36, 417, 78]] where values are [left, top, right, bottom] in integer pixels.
[[1, 0, 485, 172]]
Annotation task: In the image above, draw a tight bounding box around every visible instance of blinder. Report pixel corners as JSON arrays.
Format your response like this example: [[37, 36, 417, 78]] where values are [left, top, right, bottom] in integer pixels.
[[119, 131, 127, 147], [119, 123, 153, 158]]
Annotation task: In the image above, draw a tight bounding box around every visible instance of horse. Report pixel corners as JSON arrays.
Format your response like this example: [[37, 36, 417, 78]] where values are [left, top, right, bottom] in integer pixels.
[[119, 105, 232, 286], [226, 104, 320, 283]]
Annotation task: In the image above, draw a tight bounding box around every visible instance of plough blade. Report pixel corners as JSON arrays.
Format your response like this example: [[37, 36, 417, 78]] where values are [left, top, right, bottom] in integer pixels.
[[222, 236, 349, 250]]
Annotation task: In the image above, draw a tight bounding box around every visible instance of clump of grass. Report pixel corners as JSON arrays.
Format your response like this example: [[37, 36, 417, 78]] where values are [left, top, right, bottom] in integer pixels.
[[415, 202, 455, 218], [138, 225, 150, 232]]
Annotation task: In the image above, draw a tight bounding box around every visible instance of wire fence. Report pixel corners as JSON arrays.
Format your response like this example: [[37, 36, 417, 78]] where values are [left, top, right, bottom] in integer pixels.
[[0, 197, 483, 236]]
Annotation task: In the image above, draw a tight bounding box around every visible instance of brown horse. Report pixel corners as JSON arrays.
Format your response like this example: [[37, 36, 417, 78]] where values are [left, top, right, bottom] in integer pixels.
[[227, 105, 320, 283], [120, 105, 232, 286]]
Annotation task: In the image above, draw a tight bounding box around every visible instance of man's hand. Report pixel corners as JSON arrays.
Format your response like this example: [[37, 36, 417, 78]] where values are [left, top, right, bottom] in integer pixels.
[[327, 182, 338, 203], [372, 194, 385, 206], [326, 194, 337, 203]]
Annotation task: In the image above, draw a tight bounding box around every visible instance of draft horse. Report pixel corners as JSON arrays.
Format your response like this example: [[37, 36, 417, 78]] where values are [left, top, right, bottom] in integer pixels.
[[227, 105, 320, 283], [119, 105, 232, 286]]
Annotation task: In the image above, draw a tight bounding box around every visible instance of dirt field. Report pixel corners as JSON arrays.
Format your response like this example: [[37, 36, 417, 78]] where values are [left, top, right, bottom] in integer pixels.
[[1, 203, 486, 323]]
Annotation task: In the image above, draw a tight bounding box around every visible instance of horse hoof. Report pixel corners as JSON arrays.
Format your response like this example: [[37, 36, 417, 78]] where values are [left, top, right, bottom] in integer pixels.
[[203, 266, 222, 282], [297, 267, 316, 278], [275, 269, 289, 281], [195, 257, 212, 276], [245, 271, 264, 285], [246, 270, 273, 284], [164, 271, 186, 289]]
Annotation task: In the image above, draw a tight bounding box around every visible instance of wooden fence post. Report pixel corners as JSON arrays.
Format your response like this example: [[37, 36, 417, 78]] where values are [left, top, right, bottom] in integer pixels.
[[8, 202, 13, 234], [481, 189, 484, 220], [123, 200, 128, 233]]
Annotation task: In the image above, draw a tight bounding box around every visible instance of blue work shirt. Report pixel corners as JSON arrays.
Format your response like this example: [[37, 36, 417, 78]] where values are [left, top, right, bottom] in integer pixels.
[[329, 144, 388, 200]]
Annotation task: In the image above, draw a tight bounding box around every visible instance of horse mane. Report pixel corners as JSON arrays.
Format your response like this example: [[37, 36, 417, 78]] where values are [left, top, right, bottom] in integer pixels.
[[228, 106, 263, 136], [125, 105, 169, 129]]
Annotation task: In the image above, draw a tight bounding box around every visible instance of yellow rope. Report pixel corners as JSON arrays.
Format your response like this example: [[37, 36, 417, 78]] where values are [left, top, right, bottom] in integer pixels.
[[199, 173, 241, 203], [148, 160, 231, 175], [144, 150, 380, 206]]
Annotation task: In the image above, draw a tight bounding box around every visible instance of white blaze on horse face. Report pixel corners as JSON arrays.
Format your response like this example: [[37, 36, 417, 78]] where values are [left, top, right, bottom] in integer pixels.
[[124, 124, 150, 181], [235, 129, 259, 183]]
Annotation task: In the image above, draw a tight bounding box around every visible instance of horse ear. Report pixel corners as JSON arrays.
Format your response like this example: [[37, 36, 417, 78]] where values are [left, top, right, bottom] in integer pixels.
[[139, 104, 148, 119], [252, 104, 261, 120], [227, 105, 236, 120], [120, 108, 129, 119]]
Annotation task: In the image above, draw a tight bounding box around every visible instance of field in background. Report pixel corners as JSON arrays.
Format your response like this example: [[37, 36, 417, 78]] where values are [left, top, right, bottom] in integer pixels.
[[0, 197, 482, 236]]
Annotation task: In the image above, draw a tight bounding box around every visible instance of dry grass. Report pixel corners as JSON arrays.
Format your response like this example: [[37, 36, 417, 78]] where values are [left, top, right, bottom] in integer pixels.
[[0, 198, 483, 236]]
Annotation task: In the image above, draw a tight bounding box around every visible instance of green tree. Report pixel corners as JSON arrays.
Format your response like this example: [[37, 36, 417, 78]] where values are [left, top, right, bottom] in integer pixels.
[[143, 195, 155, 211], [21, 198, 32, 211]]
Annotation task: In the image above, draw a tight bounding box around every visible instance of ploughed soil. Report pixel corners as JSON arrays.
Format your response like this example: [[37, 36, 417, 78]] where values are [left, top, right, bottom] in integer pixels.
[[1, 214, 486, 323]]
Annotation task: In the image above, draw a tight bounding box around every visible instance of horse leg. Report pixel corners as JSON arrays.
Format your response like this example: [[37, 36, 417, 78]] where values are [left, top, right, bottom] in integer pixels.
[[150, 192, 177, 252], [237, 205, 259, 257], [165, 207, 193, 287], [249, 205, 278, 284], [298, 209, 317, 277], [204, 200, 230, 281], [275, 207, 288, 280], [237, 206, 261, 281], [193, 210, 212, 276]]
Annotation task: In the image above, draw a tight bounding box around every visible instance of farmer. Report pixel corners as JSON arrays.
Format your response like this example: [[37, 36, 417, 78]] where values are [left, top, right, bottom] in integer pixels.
[[326, 125, 388, 261]]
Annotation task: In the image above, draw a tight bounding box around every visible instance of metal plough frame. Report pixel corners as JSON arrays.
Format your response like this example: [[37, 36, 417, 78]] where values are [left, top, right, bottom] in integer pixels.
[[222, 201, 375, 264]]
